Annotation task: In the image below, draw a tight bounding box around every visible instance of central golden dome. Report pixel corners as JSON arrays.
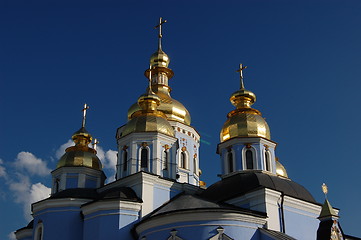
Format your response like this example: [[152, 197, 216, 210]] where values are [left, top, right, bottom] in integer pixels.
[[56, 127, 102, 170], [127, 44, 191, 125], [220, 70, 270, 142], [122, 91, 175, 137], [128, 89, 191, 125]]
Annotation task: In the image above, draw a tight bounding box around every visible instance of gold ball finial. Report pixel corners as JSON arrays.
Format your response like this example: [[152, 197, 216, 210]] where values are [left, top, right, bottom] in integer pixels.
[[322, 183, 328, 198]]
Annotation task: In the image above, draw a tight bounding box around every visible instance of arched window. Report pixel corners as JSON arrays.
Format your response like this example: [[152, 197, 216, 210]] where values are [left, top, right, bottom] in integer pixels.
[[123, 150, 128, 171], [141, 148, 148, 168], [227, 151, 234, 173], [180, 152, 187, 169], [35, 221, 44, 240], [163, 150, 168, 170], [193, 157, 197, 174], [265, 151, 271, 171], [245, 150, 254, 169], [54, 178, 60, 193]]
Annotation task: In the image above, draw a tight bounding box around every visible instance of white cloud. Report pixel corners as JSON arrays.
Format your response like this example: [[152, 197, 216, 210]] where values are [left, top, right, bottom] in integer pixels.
[[55, 139, 74, 159], [96, 146, 105, 162], [14, 152, 51, 176], [104, 150, 117, 170], [8, 232, 16, 240], [0, 158, 7, 178], [29, 183, 51, 205], [96, 147, 117, 183], [8, 174, 50, 221], [104, 150, 117, 183]]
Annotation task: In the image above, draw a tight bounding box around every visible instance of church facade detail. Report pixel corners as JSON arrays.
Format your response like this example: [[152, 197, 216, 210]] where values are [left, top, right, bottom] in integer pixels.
[[14, 19, 357, 240]]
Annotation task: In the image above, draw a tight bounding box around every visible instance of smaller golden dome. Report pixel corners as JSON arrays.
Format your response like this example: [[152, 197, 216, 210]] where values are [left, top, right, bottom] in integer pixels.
[[230, 89, 256, 108], [276, 159, 288, 178], [220, 66, 270, 142], [56, 127, 102, 170], [122, 91, 175, 137], [150, 49, 170, 68]]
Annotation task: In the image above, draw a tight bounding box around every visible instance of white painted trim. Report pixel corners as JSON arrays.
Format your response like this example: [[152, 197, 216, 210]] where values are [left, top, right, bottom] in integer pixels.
[[32, 198, 91, 214], [143, 223, 259, 238], [100, 172, 200, 195], [33, 209, 81, 218], [139, 145, 151, 171], [81, 200, 142, 216], [34, 221, 44, 240], [242, 146, 257, 170], [283, 196, 321, 215], [136, 211, 266, 235], [179, 150, 189, 170], [263, 149, 272, 172], [84, 212, 139, 221]]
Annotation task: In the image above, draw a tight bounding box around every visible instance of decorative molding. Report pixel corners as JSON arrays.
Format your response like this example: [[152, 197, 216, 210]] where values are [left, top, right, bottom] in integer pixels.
[[136, 210, 266, 234], [32, 198, 91, 214], [283, 196, 321, 215], [81, 200, 142, 216], [209, 227, 234, 240]]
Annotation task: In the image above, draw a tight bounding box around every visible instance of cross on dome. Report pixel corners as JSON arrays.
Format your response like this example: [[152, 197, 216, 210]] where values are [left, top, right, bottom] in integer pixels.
[[236, 63, 247, 89], [82, 103, 90, 128], [154, 17, 167, 50], [93, 138, 99, 150]]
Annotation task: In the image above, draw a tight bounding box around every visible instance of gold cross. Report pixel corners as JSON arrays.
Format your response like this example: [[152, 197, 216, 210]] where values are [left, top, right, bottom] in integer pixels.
[[322, 183, 328, 199], [82, 103, 90, 128], [154, 17, 167, 49], [93, 138, 99, 150], [148, 64, 155, 94], [236, 63, 247, 89]]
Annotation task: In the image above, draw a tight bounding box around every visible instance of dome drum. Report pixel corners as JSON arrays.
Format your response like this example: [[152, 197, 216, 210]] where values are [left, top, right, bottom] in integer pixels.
[[145, 67, 174, 80]]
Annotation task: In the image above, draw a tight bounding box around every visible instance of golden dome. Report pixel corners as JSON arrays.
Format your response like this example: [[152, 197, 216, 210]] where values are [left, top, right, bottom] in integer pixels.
[[56, 127, 102, 170], [128, 89, 191, 125], [122, 91, 175, 137], [220, 87, 270, 142], [220, 109, 270, 142], [276, 159, 288, 178], [150, 49, 170, 68]]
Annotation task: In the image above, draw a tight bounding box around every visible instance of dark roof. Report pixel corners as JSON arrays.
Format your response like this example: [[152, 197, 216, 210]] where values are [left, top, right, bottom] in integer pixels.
[[49, 187, 141, 202], [146, 193, 266, 219], [15, 220, 34, 233], [258, 228, 296, 240], [98, 187, 142, 202], [200, 171, 316, 203], [49, 188, 99, 199]]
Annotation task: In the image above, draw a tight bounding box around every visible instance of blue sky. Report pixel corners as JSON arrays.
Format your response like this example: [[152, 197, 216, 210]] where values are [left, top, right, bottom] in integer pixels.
[[1, 0, 361, 239]]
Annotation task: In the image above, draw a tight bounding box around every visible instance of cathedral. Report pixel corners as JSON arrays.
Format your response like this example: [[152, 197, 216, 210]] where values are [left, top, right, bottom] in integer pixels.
[[14, 19, 359, 240]]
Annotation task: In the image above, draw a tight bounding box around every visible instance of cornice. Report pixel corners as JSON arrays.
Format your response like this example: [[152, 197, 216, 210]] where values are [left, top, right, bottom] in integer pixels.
[[81, 200, 141, 216], [135, 210, 266, 235], [32, 198, 91, 214]]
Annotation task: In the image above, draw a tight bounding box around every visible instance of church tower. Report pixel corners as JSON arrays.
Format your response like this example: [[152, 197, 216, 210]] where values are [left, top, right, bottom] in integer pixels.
[[116, 18, 200, 186], [317, 184, 345, 240], [218, 64, 286, 177], [51, 104, 105, 194]]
